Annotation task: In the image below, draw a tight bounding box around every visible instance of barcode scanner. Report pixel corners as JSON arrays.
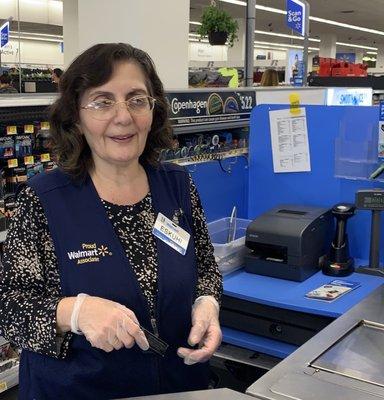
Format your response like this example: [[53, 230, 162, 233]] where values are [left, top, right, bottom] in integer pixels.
[[322, 203, 356, 277]]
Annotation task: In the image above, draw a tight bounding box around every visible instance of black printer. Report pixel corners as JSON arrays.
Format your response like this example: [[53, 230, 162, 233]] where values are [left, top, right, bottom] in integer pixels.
[[245, 205, 333, 281]]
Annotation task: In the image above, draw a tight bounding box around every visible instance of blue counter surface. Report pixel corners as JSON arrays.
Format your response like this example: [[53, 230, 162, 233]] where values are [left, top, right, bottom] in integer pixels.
[[221, 267, 384, 358]]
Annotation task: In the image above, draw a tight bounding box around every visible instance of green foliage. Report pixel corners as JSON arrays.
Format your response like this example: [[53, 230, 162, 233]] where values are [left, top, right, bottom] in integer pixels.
[[197, 5, 239, 47]]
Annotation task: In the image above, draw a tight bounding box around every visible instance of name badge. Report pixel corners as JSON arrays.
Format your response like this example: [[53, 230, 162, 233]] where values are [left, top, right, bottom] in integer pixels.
[[153, 212, 190, 256]]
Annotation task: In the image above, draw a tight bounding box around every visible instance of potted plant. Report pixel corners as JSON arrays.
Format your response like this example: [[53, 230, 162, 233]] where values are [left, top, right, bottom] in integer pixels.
[[197, 2, 239, 47]]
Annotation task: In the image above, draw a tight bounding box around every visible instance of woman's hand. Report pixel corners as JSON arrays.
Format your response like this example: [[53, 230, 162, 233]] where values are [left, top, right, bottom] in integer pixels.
[[177, 297, 222, 365], [77, 296, 149, 353]]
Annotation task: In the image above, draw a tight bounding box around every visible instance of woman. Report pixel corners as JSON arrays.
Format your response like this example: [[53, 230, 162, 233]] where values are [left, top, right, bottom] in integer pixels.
[[260, 69, 279, 87], [51, 67, 63, 84], [0, 43, 222, 399]]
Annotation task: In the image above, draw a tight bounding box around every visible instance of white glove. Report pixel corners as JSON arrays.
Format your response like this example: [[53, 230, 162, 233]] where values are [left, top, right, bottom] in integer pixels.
[[177, 296, 222, 365], [77, 296, 149, 353]]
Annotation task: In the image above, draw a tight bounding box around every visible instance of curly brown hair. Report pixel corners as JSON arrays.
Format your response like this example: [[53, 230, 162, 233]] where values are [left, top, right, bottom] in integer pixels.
[[49, 43, 173, 180]]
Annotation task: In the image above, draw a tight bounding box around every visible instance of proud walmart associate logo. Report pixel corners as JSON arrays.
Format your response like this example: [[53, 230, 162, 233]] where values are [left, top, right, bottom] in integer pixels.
[[67, 243, 113, 265]]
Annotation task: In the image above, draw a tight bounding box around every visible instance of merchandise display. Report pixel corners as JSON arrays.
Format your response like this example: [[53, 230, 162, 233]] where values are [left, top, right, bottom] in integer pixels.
[[159, 128, 248, 164], [0, 101, 55, 225]]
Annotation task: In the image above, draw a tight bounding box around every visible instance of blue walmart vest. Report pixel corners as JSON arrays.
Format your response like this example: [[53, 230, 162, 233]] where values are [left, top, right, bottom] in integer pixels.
[[19, 163, 208, 400]]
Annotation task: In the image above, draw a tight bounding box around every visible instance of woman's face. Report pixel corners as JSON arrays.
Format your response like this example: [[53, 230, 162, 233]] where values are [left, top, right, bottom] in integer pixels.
[[79, 61, 153, 169]]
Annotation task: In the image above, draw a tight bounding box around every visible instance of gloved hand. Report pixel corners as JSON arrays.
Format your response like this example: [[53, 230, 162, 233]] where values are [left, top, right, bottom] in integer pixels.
[[177, 296, 222, 365], [77, 296, 149, 353]]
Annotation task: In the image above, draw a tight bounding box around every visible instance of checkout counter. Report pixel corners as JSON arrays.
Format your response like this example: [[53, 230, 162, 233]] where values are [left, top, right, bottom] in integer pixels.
[[121, 99, 384, 399], [247, 285, 384, 400], [123, 388, 252, 400]]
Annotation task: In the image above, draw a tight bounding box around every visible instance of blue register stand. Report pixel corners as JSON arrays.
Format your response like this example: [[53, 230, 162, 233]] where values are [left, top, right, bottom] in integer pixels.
[[221, 104, 384, 359]]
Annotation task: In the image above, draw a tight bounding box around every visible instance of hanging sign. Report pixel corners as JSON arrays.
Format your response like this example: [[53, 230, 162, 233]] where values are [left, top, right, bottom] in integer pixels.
[[286, 0, 306, 36], [0, 21, 9, 48]]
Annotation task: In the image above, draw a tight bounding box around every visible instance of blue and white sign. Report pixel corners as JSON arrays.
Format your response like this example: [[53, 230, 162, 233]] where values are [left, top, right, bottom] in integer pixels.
[[378, 101, 384, 158], [326, 88, 373, 107], [379, 101, 384, 121], [286, 0, 306, 36], [336, 53, 356, 63], [0, 21, 9, 48], [285, 49, 303, 85]]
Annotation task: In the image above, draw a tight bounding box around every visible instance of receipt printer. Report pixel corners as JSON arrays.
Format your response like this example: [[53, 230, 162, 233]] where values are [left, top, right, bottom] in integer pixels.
[[245, 205, 333, 281]]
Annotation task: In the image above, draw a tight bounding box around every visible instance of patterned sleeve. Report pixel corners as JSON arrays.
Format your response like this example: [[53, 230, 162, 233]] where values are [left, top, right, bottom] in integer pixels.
[[189, 176, 223, 304], [0, 186, 71, 358]]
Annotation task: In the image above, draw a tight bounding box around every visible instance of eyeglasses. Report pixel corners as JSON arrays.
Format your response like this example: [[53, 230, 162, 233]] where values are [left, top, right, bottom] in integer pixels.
[[80, 95, 156, 121]]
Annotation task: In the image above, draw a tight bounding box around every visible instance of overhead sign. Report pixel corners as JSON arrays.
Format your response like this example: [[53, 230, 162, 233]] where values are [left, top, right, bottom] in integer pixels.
[[286, 0, 306, 36], [336, 52, 356, 63], [0, 21, 9, 48], [165, 90, 256, 126]]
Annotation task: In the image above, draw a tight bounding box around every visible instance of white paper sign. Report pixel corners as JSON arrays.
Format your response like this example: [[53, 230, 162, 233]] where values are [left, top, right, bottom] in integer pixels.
[[269, 108, 311, 173]]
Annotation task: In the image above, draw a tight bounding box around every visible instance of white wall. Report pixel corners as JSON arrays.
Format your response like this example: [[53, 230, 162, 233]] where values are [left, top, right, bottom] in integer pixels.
[[75, 0, 189, 89], [0, 0, 62, 26], [0, 39, 63, 65], [63, 0, 78, 68], [189, 42, 228, 62], [188, 42, 287, 64], [254, 48, 286, 61]]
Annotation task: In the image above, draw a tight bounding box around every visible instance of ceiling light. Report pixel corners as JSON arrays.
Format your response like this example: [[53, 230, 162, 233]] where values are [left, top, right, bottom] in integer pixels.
[[254, 40, 319, 51], [335, 42, 377, 51], [219, 0, 384, 36], [219, 0, 246, 5], [254, 45, 288, 51], [10, 30, 63, 39], [254, 29, 376, 51], [189, 21, 202, 26], [190, 25, 375, 53], [9, 34, 62, 43], [310, 16, 384, 36], [254, 29, 320, 42], [367, 51, 378, 55], [255, 4, 286, 15]]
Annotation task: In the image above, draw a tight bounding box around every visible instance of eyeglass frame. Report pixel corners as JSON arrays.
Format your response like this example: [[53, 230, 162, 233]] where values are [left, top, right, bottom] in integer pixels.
[[80, 95, 156, 119]]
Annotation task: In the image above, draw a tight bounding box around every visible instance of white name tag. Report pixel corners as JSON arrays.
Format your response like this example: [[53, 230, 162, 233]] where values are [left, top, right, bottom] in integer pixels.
[[153, 212, 190, 256]]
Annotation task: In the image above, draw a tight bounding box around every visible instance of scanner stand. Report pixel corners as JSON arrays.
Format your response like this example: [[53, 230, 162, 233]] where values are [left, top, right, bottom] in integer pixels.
[[356, 210, 384, 277]]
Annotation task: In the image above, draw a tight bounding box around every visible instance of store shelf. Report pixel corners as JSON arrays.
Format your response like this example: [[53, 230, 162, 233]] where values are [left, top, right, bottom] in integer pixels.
[[165, 148, 248, 166], [0, 363, 19, 394], [173, 120, 250, 135], [0, 93, 57, 108]]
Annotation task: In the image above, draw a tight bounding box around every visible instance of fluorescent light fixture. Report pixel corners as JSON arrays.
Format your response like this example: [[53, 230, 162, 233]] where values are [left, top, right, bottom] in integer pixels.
[[190, 25, 375, 52], [255, 46, 288, 51], [189, 21, 202, 26], [254, 30, 376, 51], [254, 40, 319, 51], [219, 0, 384, 36], [256, 4, 286, 15], [336, 41, 377, 51], [219, 0, 246, 5], [254, 29, 320, 42], [9, 34, 62, 43], [10, 30, 63, 39], [367, 51, 378, 55], [310, 16, 384, 36]]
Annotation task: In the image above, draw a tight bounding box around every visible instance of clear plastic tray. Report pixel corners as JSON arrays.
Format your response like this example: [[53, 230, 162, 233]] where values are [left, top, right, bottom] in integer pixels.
[[207, 217, 251, 275]]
